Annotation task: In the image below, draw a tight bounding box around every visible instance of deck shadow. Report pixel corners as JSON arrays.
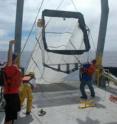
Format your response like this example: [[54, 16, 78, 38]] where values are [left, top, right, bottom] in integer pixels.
[[15, 115, 33, 124], [76, 117, 100, 124], [33, 82, 78, 92], [107, 122, 117, 124], [33, 90, 80, 108], [33, 90, 106, 109], [106, 86, 117, 95]]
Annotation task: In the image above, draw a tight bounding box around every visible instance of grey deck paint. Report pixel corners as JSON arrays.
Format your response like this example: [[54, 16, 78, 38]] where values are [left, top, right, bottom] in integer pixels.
[[1, 82, 117, 124]]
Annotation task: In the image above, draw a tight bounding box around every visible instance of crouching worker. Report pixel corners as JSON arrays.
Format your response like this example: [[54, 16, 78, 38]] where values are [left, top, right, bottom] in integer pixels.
[[3, 40, 22, 124], [19, 72, 36, 115]]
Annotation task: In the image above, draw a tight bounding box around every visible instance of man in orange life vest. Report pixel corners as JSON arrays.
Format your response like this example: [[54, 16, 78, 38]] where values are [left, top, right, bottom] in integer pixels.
[[20, 72, 36, 115], [79, 60, 96, 99], [3, 40, 22, 124]]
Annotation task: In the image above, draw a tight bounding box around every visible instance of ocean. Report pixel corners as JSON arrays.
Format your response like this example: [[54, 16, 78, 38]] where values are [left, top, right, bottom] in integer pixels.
[[0, 51, 117, 68]]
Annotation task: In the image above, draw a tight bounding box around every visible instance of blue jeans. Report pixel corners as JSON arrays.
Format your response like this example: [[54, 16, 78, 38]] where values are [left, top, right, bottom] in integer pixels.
[[80, 80, 95, 98]]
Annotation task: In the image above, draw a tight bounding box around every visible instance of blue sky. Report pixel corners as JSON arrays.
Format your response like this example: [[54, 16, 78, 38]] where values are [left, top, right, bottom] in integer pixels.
[[0, 0, 116, 51]]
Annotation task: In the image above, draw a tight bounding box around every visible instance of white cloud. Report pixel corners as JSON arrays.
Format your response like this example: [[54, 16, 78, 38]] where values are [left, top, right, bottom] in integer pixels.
[[0, 40, 9, 51], [0, 0, 117, 51], [0, 29, 6, 37], [0, 41, 8, 45]]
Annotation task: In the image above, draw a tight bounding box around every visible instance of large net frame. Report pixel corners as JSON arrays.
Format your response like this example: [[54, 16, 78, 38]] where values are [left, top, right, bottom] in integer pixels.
[[26, 10, 90, 84]]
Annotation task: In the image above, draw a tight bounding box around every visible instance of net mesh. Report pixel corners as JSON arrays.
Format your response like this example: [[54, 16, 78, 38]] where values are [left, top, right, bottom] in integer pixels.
[[26, 16, 89, 84]]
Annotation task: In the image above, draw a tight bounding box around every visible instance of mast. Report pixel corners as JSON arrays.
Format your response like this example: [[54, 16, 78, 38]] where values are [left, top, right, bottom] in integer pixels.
[[96, 0, 109, 86], [14, 0, 24, 66]]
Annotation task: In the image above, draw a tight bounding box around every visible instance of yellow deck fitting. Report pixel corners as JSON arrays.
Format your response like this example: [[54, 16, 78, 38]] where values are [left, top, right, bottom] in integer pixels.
[[79, 100, 96, 109]]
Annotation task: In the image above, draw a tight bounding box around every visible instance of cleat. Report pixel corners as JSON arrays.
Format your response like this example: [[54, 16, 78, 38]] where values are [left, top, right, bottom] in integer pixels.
[[38, 109, 46, 116]]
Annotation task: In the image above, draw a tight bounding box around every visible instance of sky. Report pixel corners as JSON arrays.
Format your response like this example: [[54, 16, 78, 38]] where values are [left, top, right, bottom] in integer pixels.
[[0, 0, 116, 51]]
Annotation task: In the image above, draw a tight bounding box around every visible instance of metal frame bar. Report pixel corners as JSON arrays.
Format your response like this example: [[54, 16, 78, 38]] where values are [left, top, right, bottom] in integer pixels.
[[42, 9, 90, 55]]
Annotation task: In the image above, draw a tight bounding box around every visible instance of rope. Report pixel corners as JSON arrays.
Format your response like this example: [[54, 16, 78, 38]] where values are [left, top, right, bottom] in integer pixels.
[[24, 42, 38, 71], [87, 28, 97, 62], [21, 0, 45, 56], [45, 0, 65, 27], [25, 0, 65, 68], [69, 40, 81, 64], [48, 45, 66, 48], [88, 28, 96, 51], [70, 0, 78, 11], [69, 0, 94, 64], [45, 31, 72, 34], [25, 0, 92, 84], [26, 0, 65, 70], [24, 34, 42, 70]]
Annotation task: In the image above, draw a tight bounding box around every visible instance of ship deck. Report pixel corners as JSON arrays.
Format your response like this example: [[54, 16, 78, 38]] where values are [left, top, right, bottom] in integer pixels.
[[1, 82, 117, 124]]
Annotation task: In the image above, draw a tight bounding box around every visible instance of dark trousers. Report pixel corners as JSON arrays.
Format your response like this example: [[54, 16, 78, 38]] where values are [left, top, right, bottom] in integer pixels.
[[80, 80, 95, 98], [4, 93, 21, 122]]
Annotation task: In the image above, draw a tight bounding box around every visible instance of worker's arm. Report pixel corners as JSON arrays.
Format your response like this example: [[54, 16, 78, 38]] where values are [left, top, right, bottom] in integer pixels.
[[7, 40, 16, 66]]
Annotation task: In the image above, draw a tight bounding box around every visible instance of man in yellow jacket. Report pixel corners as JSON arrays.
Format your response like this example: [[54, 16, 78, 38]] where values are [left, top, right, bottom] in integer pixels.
[[20, 72, 36, 115]]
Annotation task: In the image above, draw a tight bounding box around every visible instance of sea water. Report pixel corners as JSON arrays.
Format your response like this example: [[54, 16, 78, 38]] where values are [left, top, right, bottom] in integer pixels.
[[0, 51, 117, 68]]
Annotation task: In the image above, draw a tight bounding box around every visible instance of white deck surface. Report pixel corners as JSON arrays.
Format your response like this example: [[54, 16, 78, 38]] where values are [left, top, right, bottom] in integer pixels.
[[15, 83, 117, 124], [1, 83, 117, 124]]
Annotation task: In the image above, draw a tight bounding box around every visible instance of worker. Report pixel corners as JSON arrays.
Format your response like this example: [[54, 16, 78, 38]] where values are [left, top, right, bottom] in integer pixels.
[[19, 72, 36, 115], [3, 40, 22, 124], [79, 60, 96, 99]]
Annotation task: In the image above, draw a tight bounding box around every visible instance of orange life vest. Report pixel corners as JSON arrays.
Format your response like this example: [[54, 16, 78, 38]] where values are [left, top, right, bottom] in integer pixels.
[[3, 65, 21, 94], [87, 64, 96, 76]]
